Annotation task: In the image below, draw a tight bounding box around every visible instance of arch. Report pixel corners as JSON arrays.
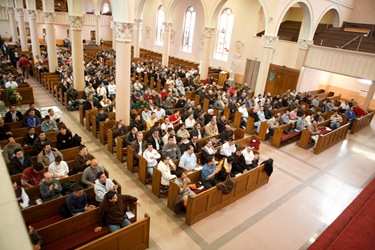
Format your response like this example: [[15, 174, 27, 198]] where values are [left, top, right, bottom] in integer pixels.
[[313, 5, 342, 34], [275, 0, 313, 40], [111, 0, 133, 23], [167, 0, 207, 26], [135, 0, 147, 19]]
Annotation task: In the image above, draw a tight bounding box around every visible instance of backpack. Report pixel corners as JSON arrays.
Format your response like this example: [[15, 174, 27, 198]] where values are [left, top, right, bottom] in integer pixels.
[[61, 180, 81, 195]]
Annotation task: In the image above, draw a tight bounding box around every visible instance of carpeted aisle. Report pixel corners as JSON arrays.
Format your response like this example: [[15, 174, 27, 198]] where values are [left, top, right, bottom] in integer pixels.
[[309, 178, 375, 250]]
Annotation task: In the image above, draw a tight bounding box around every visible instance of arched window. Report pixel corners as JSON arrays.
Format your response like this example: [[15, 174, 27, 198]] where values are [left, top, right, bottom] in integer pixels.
[[182, 7, 196, 53], [103, 3, 110, 14], [156, 5, 164, 46], [215, 8, 234, 61]]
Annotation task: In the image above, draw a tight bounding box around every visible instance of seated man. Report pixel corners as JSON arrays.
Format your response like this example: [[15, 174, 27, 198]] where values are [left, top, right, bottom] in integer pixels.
[[37, 143, 63, 167], [330, 111, 343, 129], [4, 105, 23, 123], [130, 132, 147, 159], [48, 108, 62, 123], [41, 115, 59, 133], [9, 148, 34, 175], [39, 171, 63, 202], [220, 138, 237, 158], [66, 84, 83, 111], [0, 117, 13, 141], [308, 120, 321, 148], [142, 143, 161, 177], [74, 145, 95, 173], [178, 145, 197, 172], [157, 155, 177, 187], [24, 109, 41, 127], [231, 149, 246, 176], [48, 155, 69, 179], [221, 125, 234, 143], [162, 136, 182, 161], [21, 163, 46, 188], [94, 171, 118, 203], [96, 108, 109, 127], [2, 137, 22, 163], [23, 127, 38, 147], [204, 118, 219, 137], [95, 191, 140, 233], [33, 132, 52, 154], [81, 159, 104, 187], [201, 156, 220, 189], [188, 134, 201, 153], [66, 186, 96, 216], [14, 182, 30, 209], [124, 127, 138, 146], [241, 145, 258, 169]]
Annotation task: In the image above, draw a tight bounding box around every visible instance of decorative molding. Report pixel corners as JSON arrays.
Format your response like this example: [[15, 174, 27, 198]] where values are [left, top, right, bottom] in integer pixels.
[[145, 26, 150, 39], [7, 7, 14, 15], [15, 8, 24, 16], [113, 22, 133, 42], [234, 40, 244, 58], [163, 22, 172, 32], [27, 10, 38, 20], [203, 27, 215, 38], [95, 15, 100, 22], [134, 19, 142, 27], [170, 30, 175, 44], [262, 35, 278, 48], [298, 39, 313, 50], [42, 12, 55, 24], [68, 16, 85, 30]]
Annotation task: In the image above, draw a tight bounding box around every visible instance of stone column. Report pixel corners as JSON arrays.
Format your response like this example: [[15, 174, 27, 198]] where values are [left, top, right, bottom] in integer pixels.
[[68, 16, 85, 91], [95, 15, 101, 45], [363, 81, 375, 111], [15, 8, 28, 51], [295, 39, 313, 69], [112, 22, 133, 125], [43, 12, 58, 72], [7, 7, 18, 42], [255, 35, 278, 95], [27, 10, 40, 59], [110, 19, 116, 50], [200, 27, 215, 80], [162, 22, 172, 67], [133, 19, 142, 58]]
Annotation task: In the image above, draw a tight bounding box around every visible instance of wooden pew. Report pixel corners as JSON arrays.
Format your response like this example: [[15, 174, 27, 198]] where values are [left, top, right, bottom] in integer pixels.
[[271, 123, 301, 148], [91, 112, 115, 138], [76, 214, 150, 250], [63, 90, 85, 110], [127, 146, 136, 173], [313, 123, 350, 154], [151, 167, 164, 198], [99, 119, 116, 145], [350, 111, 375, 134], [36, 201, 140, 250], [232, 111, 242, 128], [1, 87, 35, 106], [297, 120, 331, 149], [167, 163, 269, 225], [258, 121, 269, 141], [86, 109, 99, 131], [116, 135, 127, 162]]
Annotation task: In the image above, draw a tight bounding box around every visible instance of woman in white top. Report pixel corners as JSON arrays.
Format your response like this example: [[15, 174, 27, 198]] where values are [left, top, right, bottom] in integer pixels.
[[143, 143, 161, 177], [157, 155, 177, 186], [185, 113, 195, 130]]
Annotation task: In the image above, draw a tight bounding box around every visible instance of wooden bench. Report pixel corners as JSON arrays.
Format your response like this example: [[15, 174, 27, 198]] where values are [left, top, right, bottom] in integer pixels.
[[1, 87, 35, 105], [314, 123, 350, 154], [99, 119, 117, 145], [350, 111, 374, 134], [76, 214, 150, 250], [91, 112, 115, 138], [271, 123, 301, 148], [167, 163, 269, 225], [36, 202, 142, 250], [297, 120, 331, 149], [86, 109, 99, 131], [63, 91, 85, 110]]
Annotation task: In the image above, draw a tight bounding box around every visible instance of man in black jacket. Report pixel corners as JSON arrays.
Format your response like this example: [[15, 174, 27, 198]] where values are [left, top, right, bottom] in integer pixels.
[[231, 149, 246, 176], [4, 105, 23, 123], [9, 148, 34, 175]]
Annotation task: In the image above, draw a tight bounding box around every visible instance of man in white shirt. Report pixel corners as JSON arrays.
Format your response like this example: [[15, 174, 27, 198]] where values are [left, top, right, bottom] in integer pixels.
[[154, 106, 166, 120], [162, 128, 176, 145], [143, 143, 161, 177], [241, 145, 255, 166], [5, 76, 18, 89], [96, 85, 107, 101], [107, 80, 116, 100], [220, 138, 237, 158], [157, 155, 177, 186], [48, 155, 69, 179], [94, 171, 117, 203]]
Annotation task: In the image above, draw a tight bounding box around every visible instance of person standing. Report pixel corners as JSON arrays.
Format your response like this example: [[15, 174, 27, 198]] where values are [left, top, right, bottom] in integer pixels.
[[18, 54, 31, 79]]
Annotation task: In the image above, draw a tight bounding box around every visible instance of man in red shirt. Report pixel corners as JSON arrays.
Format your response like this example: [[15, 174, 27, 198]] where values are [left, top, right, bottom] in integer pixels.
[[17, 54, 31, 79], [21, 163, 45, 188], [169, 110, 181, 125], [353, 105, 366, 117]]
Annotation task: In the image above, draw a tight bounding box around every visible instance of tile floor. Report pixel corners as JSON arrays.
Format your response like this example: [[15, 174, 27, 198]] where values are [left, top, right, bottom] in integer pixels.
[[1, 76, 374, 250]]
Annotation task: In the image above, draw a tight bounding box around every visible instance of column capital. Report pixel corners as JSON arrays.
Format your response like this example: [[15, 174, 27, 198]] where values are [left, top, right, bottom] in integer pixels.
[[15, 8, 24, 16], [113, 22, 133, 42], [134, 19, 142, 27], [27, 10, 38, 20], [68, 16, 85, 30], [298, 39, 313, 50], [203, 27, 215, 38], [7, 7, 15, 15], [43, 12, 55, 24], [262, 35, 278, 48], [163, 22, 172, 32]]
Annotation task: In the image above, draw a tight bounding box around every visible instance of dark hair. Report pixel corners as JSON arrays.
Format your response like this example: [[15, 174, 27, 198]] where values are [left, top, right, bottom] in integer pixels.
[[161, 155, 169, 161], [147, 143, 153, 147], [33, 163, 44, 171], [168, 135, 175, 140], [73, 185, 84, 192], [175, 169, 183, 178], [96, 171, 105, 179], [28, 126, 35, 131], [7, 136, 15, 142], [43, 143, 51, 148], [206, 156, 214, 163], [106, 190, 117, 200], [227, 156, 235, 163], [79, 145, 86, 150], [44, 115, 50, 119], [14, 148, 23, 154], [176, 137, 182, 143], [55, 156, 62, 162]]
